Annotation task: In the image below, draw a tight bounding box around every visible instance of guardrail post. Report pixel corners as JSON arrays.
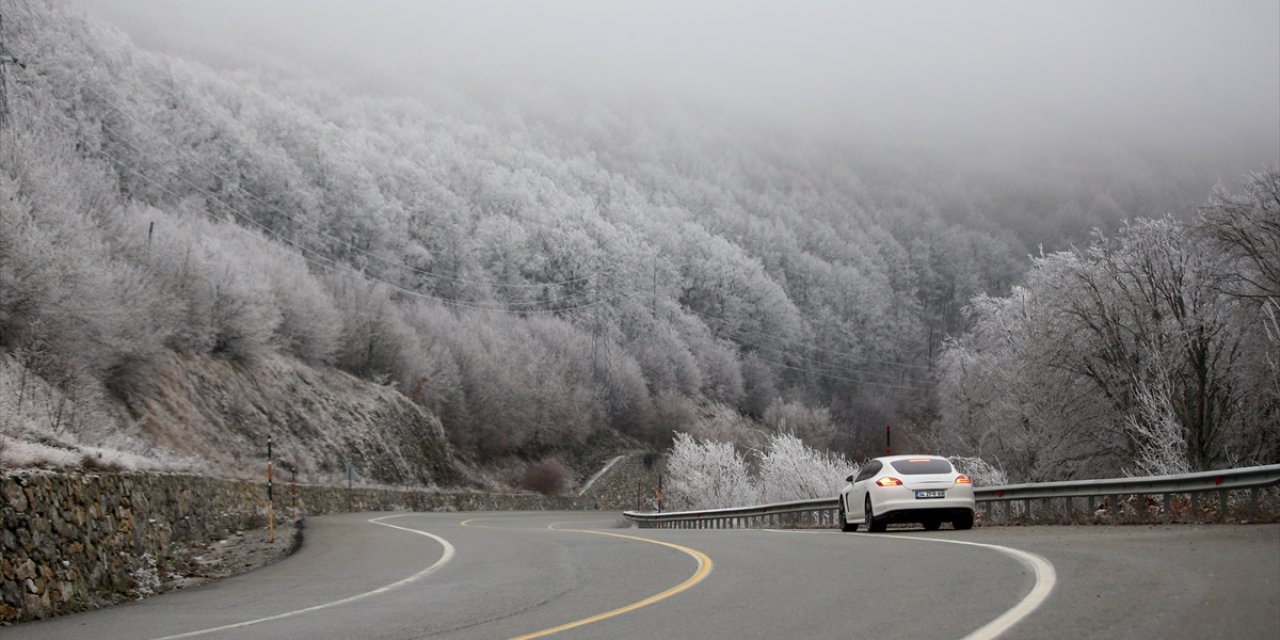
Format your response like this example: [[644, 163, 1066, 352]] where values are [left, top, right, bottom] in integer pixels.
[[1218, 490, 1228, 523], [1250, 487, 1260, 519], [1162, 494, 1172, 523], [1110, 495, 1121, 521], [1190, 492, 1200, 522]]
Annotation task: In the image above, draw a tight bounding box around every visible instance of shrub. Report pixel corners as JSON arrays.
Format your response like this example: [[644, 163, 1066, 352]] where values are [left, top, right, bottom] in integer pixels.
[[524, 459, 572, 495], [949, 456, 1008, 486], [665, 432, 758, 509], [757, 432, 857, 502]]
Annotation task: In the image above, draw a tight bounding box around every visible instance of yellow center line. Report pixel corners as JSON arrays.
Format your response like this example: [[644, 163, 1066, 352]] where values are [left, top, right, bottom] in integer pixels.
[[507, 529, 713, 640]]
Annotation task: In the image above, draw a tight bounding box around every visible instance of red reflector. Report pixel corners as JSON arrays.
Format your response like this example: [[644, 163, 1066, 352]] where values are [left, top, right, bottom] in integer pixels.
[[955, 475, 972, 484], [876, 477, 903, 487]]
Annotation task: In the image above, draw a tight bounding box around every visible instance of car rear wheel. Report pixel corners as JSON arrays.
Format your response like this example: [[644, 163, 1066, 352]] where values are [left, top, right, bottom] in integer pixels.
[[839, 500, 859, 532], [953, 511, 974, 530], [865, 496, 886, 533]]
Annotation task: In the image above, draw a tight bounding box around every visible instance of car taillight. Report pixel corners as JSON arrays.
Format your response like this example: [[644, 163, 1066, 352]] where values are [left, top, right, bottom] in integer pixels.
[[876, 477, 903, 487], [955, 475, 972, 484]]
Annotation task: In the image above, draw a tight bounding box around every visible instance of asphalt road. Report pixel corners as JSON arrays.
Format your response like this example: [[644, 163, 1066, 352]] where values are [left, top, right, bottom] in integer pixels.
[[7, 512, 1278, 639]]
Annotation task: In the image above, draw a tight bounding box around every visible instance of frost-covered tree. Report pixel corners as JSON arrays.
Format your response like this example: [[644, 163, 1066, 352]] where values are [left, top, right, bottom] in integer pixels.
[[3, 0, 1268, 475], [762, 398, 836, 448], [757, 432, 857, 503], [665, 432, 759, 509], [940, 204, 1277, 479]]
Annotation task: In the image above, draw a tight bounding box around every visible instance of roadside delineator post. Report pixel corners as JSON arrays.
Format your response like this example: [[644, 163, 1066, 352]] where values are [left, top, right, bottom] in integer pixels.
[[267, 434, 275, 544]]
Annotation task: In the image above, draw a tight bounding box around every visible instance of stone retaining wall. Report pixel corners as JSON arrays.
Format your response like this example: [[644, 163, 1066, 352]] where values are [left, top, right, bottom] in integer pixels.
[[0, 470, 593, 623]]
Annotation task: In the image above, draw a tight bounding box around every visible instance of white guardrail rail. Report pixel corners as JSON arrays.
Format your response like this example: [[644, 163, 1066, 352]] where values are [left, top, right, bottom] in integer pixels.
[[623, 463, 1280, 529]]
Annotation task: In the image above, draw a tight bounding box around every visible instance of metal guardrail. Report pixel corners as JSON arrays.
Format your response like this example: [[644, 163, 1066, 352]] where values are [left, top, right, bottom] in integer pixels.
[[626, 497, 840, 529], [624, 463, 1280, 529]]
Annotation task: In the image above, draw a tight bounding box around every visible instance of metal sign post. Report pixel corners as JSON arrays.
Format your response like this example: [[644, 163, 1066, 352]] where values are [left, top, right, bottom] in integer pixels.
[[267, 435, 275, 544]]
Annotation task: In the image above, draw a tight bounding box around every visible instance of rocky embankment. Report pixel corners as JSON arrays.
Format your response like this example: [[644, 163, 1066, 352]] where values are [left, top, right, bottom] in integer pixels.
[[122, 353, 460, 486], [578, 452, 666, 512]]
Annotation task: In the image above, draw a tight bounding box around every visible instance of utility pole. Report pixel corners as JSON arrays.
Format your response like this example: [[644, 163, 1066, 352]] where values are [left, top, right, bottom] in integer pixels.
[[656, 473, 664, 513], [652, 254, 658, 318], [590, 277, 601, 382]]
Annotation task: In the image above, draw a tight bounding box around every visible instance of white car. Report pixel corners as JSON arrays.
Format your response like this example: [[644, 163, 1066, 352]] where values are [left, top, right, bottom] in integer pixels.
[[838, 455, 975, 532]]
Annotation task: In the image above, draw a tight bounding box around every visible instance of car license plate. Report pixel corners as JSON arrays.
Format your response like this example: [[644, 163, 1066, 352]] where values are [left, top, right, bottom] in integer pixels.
[[915, 489, 945, 499]]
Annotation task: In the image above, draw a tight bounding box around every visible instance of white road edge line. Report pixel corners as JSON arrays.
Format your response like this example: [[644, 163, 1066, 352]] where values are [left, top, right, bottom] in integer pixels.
[[145, 514, 455, 640], [762, 529, 1055, 640], [892, 535, 1056, 640]]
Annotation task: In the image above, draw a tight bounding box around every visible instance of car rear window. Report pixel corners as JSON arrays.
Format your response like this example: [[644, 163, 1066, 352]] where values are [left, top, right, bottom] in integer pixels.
[[889, 458, 953, 475]]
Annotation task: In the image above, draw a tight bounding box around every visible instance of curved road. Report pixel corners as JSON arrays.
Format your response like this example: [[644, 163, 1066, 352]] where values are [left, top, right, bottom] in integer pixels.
[[7, 513, 1278, 639]]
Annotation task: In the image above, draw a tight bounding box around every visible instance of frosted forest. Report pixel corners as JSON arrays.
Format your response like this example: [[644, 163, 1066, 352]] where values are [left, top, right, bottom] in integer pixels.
[[1, 0, 1277, 491]]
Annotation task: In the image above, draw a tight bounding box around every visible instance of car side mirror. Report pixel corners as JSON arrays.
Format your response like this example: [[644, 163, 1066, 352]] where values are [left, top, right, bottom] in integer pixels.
[[845, 475, 855, 483]]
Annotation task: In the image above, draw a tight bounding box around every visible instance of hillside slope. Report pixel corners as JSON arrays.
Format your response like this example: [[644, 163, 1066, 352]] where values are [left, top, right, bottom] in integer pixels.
[[1, 352, 463, 485], [2, 0, 1273, 480], [124, 353, 460, 485]]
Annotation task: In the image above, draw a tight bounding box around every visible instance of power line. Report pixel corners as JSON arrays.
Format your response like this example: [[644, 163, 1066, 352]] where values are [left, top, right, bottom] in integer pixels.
[[675, 299, 934, 373], [615, 292, 932, 391], [747, 351, 933, 392], [56, 110, 931, 389], [39, 60, 941, 391], [77, 78, 611, 292], [43, 112, 621, 316], [738, 339, 932, 386], [83, 64, 943, 372]]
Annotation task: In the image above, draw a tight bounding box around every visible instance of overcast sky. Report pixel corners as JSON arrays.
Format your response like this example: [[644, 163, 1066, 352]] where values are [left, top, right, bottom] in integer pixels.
[[82, 0, 1280, 161]]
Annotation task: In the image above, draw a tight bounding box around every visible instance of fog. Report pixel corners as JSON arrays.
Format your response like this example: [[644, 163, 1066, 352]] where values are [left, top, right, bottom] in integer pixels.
[[82, 0, 1279, 161]]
